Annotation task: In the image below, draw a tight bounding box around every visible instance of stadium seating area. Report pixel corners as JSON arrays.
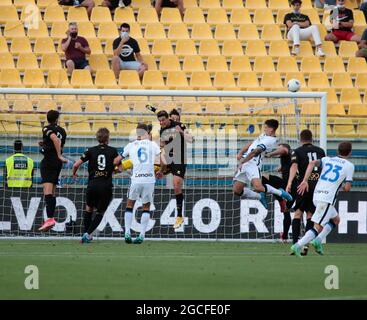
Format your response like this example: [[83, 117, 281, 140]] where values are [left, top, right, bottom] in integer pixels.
[[0, 0, 366, 137]]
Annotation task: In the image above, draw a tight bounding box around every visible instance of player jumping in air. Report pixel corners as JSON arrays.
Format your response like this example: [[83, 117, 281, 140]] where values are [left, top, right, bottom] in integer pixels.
[[114, 123, 161, 244], [72, 128, 120, 243], [38, 110, 67, 232], [291, 142, 354, 257], [233, 119, 293, 209], [286, 129, 325, 255]]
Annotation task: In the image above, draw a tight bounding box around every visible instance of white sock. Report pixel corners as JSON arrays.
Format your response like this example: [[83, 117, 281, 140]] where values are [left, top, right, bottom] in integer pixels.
[[124, 210, 133, 235], [140, 211, 150, 238], [316, 222, 334, 242], [265, 184, 282, 197], [297, 229, 318, 247], [243, 188, 261, 200]]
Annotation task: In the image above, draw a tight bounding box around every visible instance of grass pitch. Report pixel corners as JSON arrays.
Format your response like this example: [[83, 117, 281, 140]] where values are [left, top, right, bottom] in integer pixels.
[[0, 240, 366, 300]]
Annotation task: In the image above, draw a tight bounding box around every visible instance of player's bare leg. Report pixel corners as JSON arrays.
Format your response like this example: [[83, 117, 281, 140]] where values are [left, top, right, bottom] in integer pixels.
[[173, 175, 184, 229], [124, 199, 135, 243], [233, 180, 266, 208], [39, 183, 57, 232], [302, 211, 314, 255], [133, 202, 150, 244]]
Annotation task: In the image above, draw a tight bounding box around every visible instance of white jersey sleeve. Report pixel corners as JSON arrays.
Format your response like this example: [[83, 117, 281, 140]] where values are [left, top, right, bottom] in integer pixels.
[[346, 162, 355, 182], [258, 135, 277, 153], [122, 142, 131, 158]]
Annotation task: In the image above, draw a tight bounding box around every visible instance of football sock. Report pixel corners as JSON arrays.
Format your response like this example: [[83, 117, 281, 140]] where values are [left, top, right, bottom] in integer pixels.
[[140, 211, 150, 238], [264, 184, 282, 197], [87, 213, 103, 235], [298, 228, 318, 247], [292, 218, 301, 244], [176, 193, 184, 218], [124, 209, 133, 235], [316, 221, 336, 242], [45, 194, 56, 218], [242, 188, 261, 200], [283, 212, 291, 239], [83, 211, 93, 233], [305, 218, 314, 232]]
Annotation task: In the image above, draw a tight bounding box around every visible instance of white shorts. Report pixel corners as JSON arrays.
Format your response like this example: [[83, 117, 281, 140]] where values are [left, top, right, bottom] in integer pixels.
[[128, 183, 155, 204], [312, 201, 338, 227], [120, 60, 141, 71], [233, 161, 261, 184]]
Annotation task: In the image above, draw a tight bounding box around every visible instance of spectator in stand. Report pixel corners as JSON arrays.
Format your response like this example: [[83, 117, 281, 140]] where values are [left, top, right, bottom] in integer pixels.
[[112, 23, 148, 80], [314, 0, 336, 9], [58, 0, 95, 18], [359, 0, 367, 22], [284, 0, 325, 56], [102, 0, 131, 10], [356, 28, 367, 59], [325, 0, 361, 43], [61, 23, 91, 76], [155, 0, 184, 18]]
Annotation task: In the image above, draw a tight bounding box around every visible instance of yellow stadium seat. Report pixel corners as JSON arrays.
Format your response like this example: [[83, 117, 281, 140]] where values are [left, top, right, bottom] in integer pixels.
[[137, 38, 150, 55], [299, 41, 314, 57], [276, 9, 289, 24], [159, 55, 181, 72], [238, 72, 259, 89], [26, 21, 49, 39], [308, 72, 330, 89], [285, 72, 307, 88], [355, 74, 367, 90], [77, 21, 96, 38], [318, 24, 328, 41], [347, 57, 367, 75], [184, 0, 198, 7], [71, 70, 95, 88], [4, 22, 26, 38], [161, 8, 182, 24], [338, 41, 359, 58], [97, 22, 119, 41], [222, 40, 243, 57], [269, 40, 291, 57], [300, 103, 320, 115], [10, 37, 32, 54], [230, 56, 252, 73], [131, 0, 151, 8], [89, 54, 110, 71], [230, 8, 252, 25], [129, 22, 144, 39], [34, 38, 56, 55], [253, 8, 275, 25], [324, 56, 345, 74], [151, 39, 174, 56], [260, 72, 283, 89], [44, 5, 65, 24], [50, 21, 68, 40], [199, 0, 221, 9], [114, 7, 135, 24], [300, 57, 322, 73], [321, 41, 337, 57], [319, 88, 338, 103], [144, 23, 166, 40], [23, 69, 45, 88], [168, 23, 190, 40], [198, 39, 220, 57], [14, 0, 35, 7], [253, 56, 275, 73], [143, 55, 157, 70], [17, 53, 39, 70], [0, 0, 13, 5], [142, 70, 166, 89], [0, 5, 19, 24], [206, 56, 228, 72], [268, 0, 290, 10], [214, 72, 236, 89], [95, 70, 119, 89], [246, 0, 266, 10], [222, 0, 244, 9], [353, 10, 366, 26], [175, 39, 197, 57], [88, 38, 103, 55], [182, 56, 205, 72], [261, 25, 283, 41], [327, 104, 346, 116], [302, 8, 320, 24], [245, 40, 267, 57], [82, 101, 106, 112], [40, 53, 62, 71], [0, 52, 15, 69], [0, 37, 8, 53], [214, 24, 236, 41], [119, 70, 142, 89], [91, 6, 112, 24], [354, 26, 366, 37], [191, 23, 213, 40], [331, 73, 353, 89], [67, 6, 89, 22], [184, 7, 205, 24], [332, 118, 356, 137], [238, 24, 259, 40], [207, 8, 228, 25], [0, 69, 22, 87], [137, 7, 159, 24], [190, 71, 213, 89], [166, 71, 189, 89], [340, 88, 362, 104], [348, 104, 367, 116], [47, 69, 71, 88]]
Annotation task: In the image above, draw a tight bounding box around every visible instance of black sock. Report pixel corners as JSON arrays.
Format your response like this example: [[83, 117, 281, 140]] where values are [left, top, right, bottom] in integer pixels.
[[305, 218, 314, 232], [292, 218, 301, 244], [45, 194, 56, 218], [175, 193, 184, 217], [87, 213, 103, 235], [283, 212, 291, 239], [83, 211, 93, 233]]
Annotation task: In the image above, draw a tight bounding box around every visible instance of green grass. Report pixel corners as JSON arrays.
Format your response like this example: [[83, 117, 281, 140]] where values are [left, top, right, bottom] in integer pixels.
[[0, 240, 366, 300]]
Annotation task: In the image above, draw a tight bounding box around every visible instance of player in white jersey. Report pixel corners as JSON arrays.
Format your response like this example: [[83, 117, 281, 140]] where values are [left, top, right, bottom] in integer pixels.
[[291, 142, 354, 257], [233, 119, 293, 209], [114, 123, 161, 244]]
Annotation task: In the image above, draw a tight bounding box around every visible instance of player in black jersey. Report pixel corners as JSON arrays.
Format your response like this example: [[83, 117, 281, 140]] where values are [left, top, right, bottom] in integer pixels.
[[72, 128, 120, 243], [38, 110, 67, 232], [286, 129, 325, 253], [157, 110, 193, 229], [262, 143, 297, 241]]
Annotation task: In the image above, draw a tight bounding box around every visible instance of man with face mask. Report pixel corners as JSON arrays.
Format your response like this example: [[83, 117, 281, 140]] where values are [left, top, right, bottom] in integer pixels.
[[61, 22, 91, 76], [284, 0, 325, 56]]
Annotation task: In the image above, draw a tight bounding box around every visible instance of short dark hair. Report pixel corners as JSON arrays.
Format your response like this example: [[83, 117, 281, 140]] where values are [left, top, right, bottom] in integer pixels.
[[264, 119, 279, 131], [14, 140, 23, 152], [300, 129, 313, 142], [147, 123, 153, 134], [291, 0, 302, 5], [157, 110, 169, 119], [136, 123, 149, 136], [169, 108, 180, 118], [338, 141, 352, 156], [47, 110, 60, 124], [120, 23, 130, 30], [279, 143, 291, 152], [96, 127, 110, 144]]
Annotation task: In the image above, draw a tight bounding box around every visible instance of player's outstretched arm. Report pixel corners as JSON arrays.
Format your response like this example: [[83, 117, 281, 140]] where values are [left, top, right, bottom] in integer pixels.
[[236, 142, 252, 160], [50, 133, 68, 163], [113, 155, 123, 166], [297, 160, 321, 195], [239, 147, 262, 166], [265, 145, 288, 158], [72, 159, 83, 178]]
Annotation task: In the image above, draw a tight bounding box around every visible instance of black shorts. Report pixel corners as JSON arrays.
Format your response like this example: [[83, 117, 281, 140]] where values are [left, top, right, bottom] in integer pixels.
[[294, 181, 317, 214], [166, 163, 186, 179], [86, 186, 113, 213], [65, 59, 89, 69], [40, 159, 62, 184]]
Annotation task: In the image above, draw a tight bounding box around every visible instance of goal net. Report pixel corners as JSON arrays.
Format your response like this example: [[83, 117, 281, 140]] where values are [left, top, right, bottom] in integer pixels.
[[0, 88, 327, 241]]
